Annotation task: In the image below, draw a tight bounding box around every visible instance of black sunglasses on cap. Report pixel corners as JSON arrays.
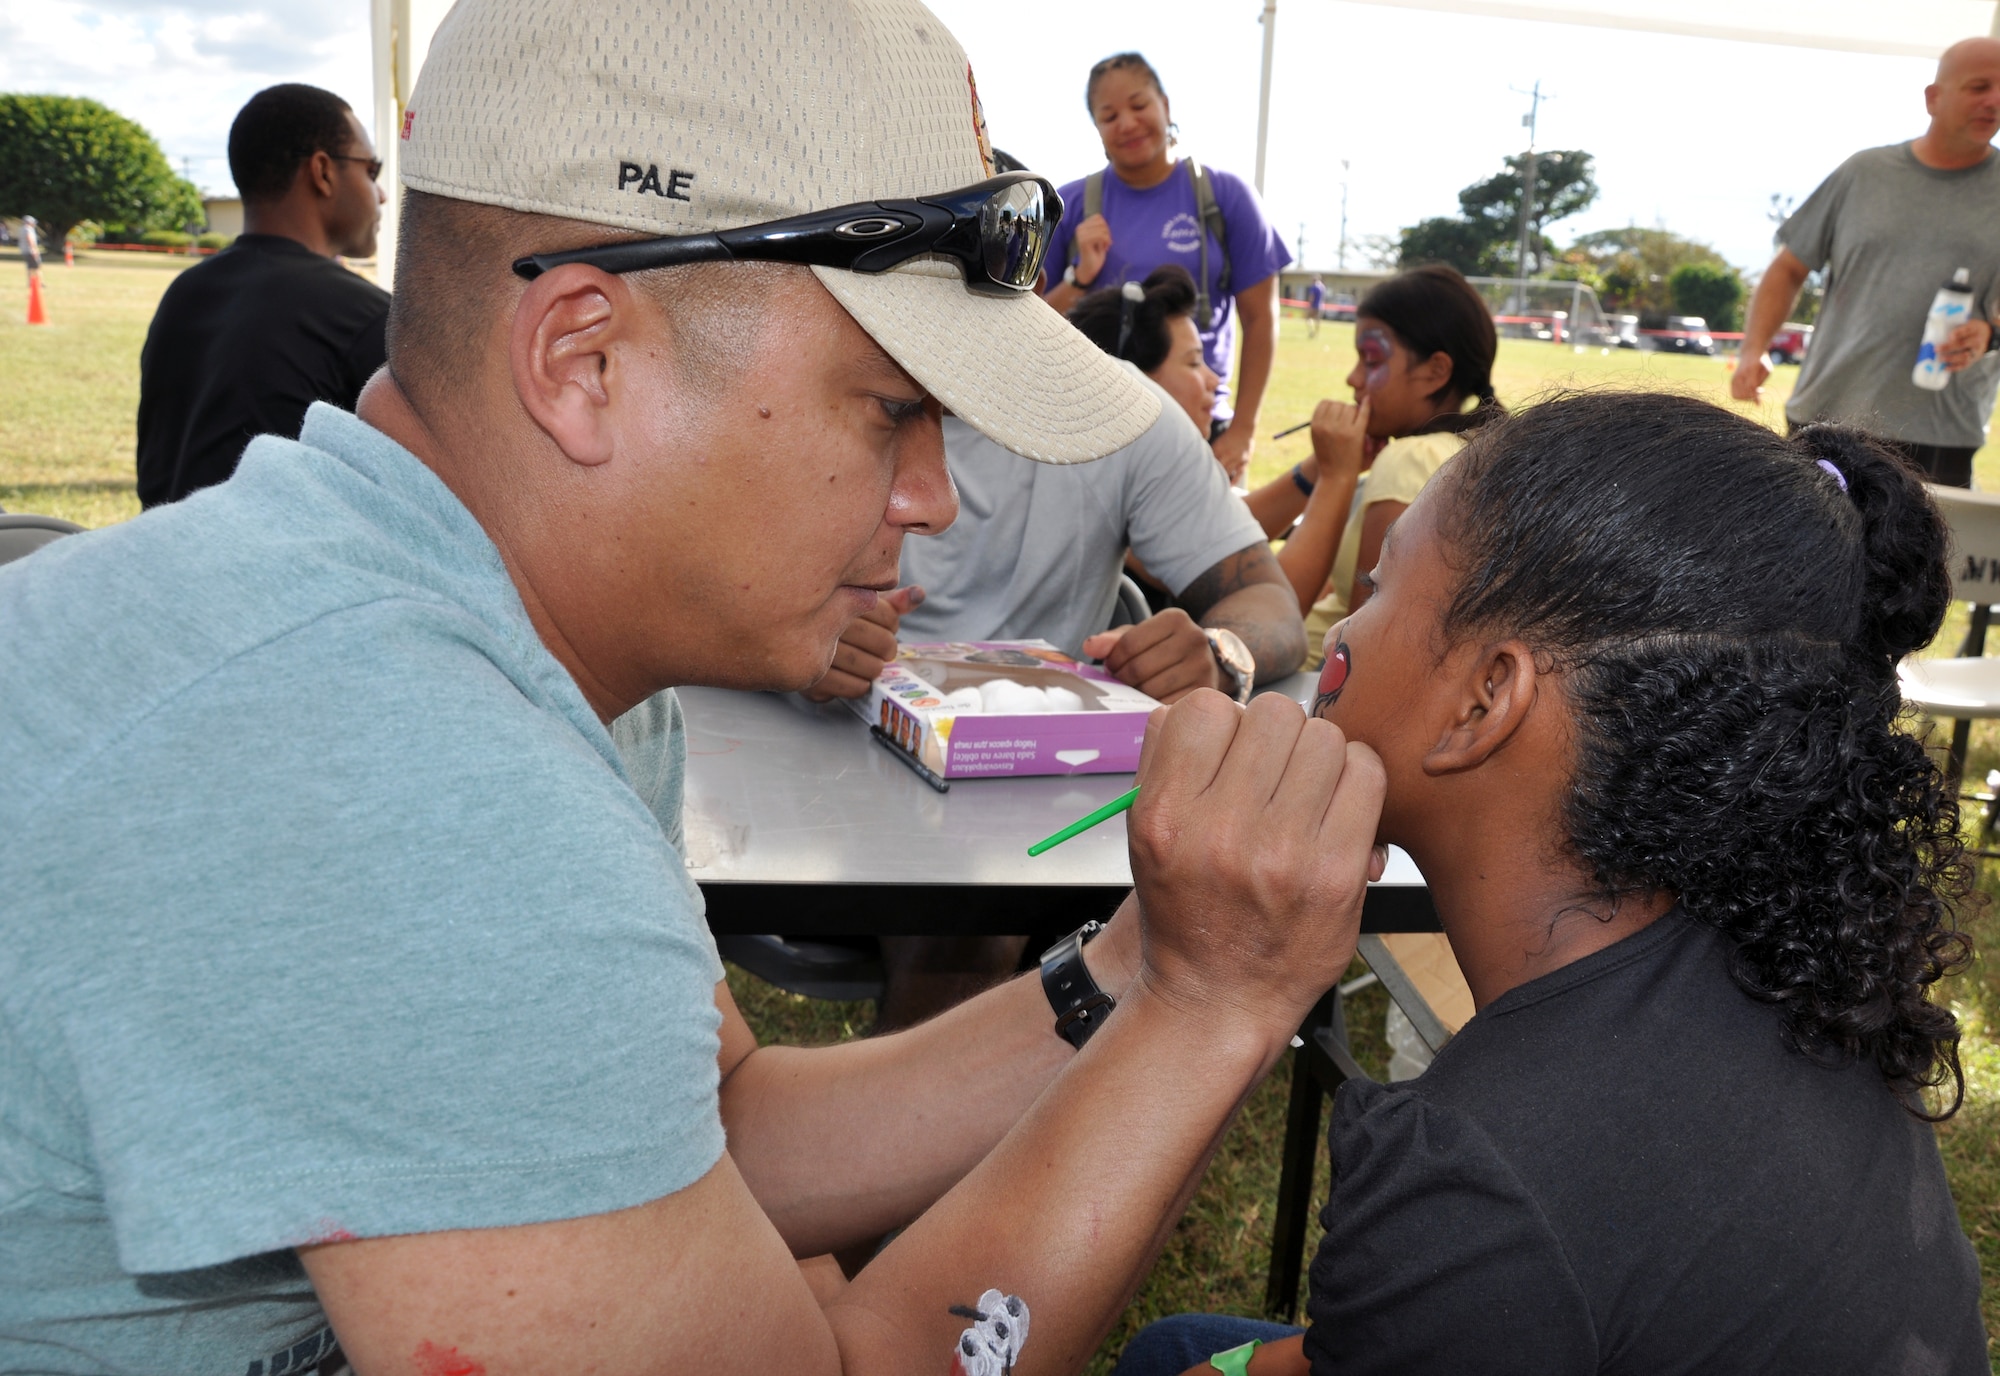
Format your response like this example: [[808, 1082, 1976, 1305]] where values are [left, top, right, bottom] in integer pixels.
[[511, 172, 1063, 297]]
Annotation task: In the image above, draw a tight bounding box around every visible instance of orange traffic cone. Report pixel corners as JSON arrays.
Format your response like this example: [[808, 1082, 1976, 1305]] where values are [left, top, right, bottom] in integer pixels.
[[63, 242, 73, 267], [26, 271, 48, 325]]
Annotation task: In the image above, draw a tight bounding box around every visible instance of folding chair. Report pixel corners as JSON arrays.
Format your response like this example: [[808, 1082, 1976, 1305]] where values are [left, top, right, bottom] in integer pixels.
[[1265, 932, 1472, 1320], [1897, 484, 2000, 852], [0, 512, 84, 567]]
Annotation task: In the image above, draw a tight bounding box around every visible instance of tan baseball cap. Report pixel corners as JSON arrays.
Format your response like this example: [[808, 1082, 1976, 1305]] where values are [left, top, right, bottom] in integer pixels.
[[399, 0, 1159, 464]]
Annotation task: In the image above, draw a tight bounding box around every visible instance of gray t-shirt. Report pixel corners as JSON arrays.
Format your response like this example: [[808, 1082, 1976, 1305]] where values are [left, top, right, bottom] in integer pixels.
[[0, 405, 726, 1374], [900, 373, 1265, 656], [1781, 142, 2000, 448]]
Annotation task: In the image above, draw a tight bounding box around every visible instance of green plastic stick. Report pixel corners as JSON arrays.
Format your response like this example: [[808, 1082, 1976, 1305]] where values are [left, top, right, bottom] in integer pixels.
[[1027, 785, 1140, 856]]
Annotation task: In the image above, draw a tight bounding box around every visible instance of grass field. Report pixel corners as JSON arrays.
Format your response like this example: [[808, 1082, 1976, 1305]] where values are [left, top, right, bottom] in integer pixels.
[[3, 252, 1996, 1366]]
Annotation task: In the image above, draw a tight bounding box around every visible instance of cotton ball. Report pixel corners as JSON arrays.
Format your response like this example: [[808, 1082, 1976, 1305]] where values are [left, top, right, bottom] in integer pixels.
[[1043, 686, 1083, 713], [979, 679, 1052, 714], [945, 686, 983, 712]]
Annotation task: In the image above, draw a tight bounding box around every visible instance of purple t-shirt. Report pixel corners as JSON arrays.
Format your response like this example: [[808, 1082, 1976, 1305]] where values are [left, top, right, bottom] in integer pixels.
[[1307, 280, 1326, 309], [1045, 161, 1291, 421]]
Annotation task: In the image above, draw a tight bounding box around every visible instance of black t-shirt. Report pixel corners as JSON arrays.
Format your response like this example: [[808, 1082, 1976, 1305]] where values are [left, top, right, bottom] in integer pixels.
[[1305, 911, 1987, 1375], [136, 234, 390, 508]]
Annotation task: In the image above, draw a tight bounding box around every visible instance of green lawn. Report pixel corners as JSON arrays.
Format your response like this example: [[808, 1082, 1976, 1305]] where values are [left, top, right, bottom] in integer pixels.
[[3, 258, 1994, 1366]]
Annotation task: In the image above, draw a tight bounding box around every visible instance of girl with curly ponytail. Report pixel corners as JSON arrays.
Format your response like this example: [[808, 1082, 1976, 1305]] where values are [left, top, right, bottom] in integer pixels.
[[1115, 391, 1989, 1376]]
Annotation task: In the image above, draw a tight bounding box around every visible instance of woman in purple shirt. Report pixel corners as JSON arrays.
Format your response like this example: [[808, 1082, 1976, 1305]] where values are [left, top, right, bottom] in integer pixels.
[[1043, 52, 1292, 484]]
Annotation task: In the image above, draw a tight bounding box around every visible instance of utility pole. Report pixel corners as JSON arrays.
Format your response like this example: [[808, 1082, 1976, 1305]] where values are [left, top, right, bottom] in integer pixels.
[[1297, 222, 1307, 268], [1511, 79, 1546, 299], [1254, 0, 1278, 195], [1339, 159, 1350, 271]]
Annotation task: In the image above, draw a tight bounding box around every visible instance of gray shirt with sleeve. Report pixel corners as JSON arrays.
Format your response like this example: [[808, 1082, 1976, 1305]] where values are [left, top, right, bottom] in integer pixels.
[[899, 371, 1266, 656], [1780, 142, 2000, 449], [0, 405, 726, 1374]]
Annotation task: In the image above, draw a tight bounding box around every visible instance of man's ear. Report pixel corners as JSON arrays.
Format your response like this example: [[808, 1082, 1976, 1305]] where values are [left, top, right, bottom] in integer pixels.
[[303, 150, 339, 202], [508, 264, 638, 469], [1421, 639, 1539, 776]]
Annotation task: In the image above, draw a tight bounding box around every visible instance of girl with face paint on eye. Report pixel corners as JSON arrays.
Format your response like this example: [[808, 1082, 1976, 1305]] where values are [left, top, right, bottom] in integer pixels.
[[1242, 264, 1503, 668]]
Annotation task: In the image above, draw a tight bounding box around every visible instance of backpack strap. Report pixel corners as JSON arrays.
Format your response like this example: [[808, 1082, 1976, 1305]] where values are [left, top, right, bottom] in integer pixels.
[[1186, 157, 1232, 323], [1067, 170, 1108, 272]]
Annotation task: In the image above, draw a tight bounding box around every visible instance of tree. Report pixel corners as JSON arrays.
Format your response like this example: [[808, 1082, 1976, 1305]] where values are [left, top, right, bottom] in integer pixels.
[[1397, 216, 1491, 276], [0, 95, 194, 248], [1397, 149, 1599, 276], [1568, 227, 1732, 315], [1668, 261, 1745, 331], [1455, 149, 1599, 275]]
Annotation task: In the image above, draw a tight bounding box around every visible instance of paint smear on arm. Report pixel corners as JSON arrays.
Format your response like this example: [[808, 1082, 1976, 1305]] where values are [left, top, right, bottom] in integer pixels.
[[414, 1340, 486, 1376]]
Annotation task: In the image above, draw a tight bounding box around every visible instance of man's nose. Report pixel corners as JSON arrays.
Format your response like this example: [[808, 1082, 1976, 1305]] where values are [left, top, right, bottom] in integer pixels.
[[891, 417, 957, 537]]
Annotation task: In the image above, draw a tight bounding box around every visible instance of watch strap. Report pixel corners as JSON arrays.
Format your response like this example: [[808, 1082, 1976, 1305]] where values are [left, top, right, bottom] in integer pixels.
[[1040, 921, 1115, 1050]]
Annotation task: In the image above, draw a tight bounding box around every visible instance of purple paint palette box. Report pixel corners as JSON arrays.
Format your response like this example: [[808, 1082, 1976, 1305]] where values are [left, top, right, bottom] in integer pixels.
[[855, 640, 1160, 780]]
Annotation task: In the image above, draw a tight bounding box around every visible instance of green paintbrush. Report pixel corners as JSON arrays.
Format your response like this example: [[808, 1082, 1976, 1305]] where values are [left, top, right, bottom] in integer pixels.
[[1027, 785, 1140, 856]]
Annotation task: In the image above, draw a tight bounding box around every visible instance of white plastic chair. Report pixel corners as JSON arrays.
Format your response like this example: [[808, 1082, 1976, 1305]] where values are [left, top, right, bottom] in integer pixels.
[[1898, 484, 2000, 786]]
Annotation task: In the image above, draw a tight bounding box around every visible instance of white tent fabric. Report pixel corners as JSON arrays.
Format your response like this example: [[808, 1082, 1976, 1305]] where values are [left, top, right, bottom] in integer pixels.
[[1341, 0, 2000, 60]]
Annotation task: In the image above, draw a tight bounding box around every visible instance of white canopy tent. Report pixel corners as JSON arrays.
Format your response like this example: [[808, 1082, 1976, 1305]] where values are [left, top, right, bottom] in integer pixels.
[[368, 0, 2000, 288]]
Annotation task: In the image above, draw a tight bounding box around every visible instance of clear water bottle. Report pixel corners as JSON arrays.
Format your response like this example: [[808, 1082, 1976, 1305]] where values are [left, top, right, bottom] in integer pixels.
[[1913, 267, 1976, 391]]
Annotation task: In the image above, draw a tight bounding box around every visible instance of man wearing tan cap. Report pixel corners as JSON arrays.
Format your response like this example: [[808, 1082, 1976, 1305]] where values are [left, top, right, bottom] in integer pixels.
[[0, 2, 1385, 1373]]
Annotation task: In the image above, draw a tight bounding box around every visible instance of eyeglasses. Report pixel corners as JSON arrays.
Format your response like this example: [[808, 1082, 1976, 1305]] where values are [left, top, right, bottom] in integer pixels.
[[511, 172, 1063, 298], [330, 154, 384, 182]]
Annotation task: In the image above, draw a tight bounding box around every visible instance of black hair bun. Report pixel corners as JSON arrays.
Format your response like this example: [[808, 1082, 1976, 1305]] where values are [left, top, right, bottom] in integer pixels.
[[1792, 425, 1952, 669]]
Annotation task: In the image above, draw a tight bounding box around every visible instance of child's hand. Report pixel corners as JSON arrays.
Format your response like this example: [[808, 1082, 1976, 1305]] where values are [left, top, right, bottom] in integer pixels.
[[799, 585, 923, 702], [1309, 398, 1370, 477]]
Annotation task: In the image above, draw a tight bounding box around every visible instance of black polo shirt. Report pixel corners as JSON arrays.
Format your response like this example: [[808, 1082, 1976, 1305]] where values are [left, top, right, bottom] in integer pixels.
[[136, 234, 390, 508]]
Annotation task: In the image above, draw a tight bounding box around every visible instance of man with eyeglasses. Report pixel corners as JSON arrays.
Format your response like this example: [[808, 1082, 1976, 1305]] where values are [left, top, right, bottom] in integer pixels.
[[136, 83, 390, 508], [0, 3, 1387, 1373]]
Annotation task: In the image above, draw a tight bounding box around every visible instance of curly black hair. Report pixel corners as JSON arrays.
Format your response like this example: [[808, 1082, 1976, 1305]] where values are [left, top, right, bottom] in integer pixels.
[[1435, 391, 1974, 1117], [1066, 264, 1199, 375]]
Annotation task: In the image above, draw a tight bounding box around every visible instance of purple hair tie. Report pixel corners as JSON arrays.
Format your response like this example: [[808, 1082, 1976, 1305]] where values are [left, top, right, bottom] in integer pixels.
[[1816, 458, 1848, 493]]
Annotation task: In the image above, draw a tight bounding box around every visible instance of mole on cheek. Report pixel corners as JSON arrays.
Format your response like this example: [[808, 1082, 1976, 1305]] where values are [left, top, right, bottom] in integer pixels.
[[757, 405, 772, 419]]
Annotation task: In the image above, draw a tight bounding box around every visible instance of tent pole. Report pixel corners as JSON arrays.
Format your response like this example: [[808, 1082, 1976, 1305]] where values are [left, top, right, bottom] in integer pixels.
[[1255, 1, 1279, 195]]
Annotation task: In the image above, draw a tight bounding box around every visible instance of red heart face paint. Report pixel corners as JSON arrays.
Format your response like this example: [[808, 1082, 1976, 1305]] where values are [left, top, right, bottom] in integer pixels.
[[1312, 639, 1351, 717]]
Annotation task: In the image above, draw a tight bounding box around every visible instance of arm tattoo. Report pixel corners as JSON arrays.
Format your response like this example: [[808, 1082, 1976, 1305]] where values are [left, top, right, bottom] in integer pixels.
[[1176, 542, 1286, 620], [1180, 542, 1308, 684]]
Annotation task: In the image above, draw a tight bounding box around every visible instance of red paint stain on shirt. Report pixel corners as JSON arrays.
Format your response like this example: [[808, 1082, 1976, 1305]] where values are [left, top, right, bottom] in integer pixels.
[[413, 1340, 486, 1376]]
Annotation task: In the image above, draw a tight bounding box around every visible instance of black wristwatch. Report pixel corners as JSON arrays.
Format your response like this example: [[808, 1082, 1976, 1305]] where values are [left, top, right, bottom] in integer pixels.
[[1040, 920, 1116, 1049]]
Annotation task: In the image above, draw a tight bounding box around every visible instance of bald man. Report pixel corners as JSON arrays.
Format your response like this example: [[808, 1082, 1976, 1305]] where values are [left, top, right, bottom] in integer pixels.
[[1734, 37, 2000, 485]]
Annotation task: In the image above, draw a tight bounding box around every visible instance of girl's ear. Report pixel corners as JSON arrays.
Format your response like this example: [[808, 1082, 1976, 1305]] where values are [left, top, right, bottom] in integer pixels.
[[1422, 640, 1539, 776], [1411, 348, 1455, 399]]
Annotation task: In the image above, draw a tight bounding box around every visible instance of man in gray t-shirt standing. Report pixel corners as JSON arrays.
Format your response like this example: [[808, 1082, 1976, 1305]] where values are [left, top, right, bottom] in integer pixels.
[[1734, 37, 2000, 486]]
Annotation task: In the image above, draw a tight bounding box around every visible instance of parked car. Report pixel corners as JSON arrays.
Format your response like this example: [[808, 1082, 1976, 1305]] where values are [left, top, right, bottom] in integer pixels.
[[1607, 314, 1641, 349], [1649, 315, 1716, 356], [1768, 322, 1814, 366]]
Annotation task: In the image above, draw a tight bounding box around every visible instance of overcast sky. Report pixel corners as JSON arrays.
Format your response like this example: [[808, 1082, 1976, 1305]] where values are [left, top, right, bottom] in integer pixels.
[[1, 0, 1971, 270]]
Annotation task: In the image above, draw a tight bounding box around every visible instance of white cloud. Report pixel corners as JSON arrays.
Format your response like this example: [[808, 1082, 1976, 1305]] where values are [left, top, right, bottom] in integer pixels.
[[0, 1, 370, 194]]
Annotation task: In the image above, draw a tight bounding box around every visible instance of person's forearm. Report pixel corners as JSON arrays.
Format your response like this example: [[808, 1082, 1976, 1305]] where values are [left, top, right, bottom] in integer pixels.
[[1044, 281, 1086, 316], [1244, 473, 1309, 540], [722, 908, 1137, 1255], [1741, 256, 1807, 359], [1200, 581, 1305, 683], [825, 982, 1286, 1376], [1275, 471, 1359, 614], [1231, 308, 1277, 433]]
